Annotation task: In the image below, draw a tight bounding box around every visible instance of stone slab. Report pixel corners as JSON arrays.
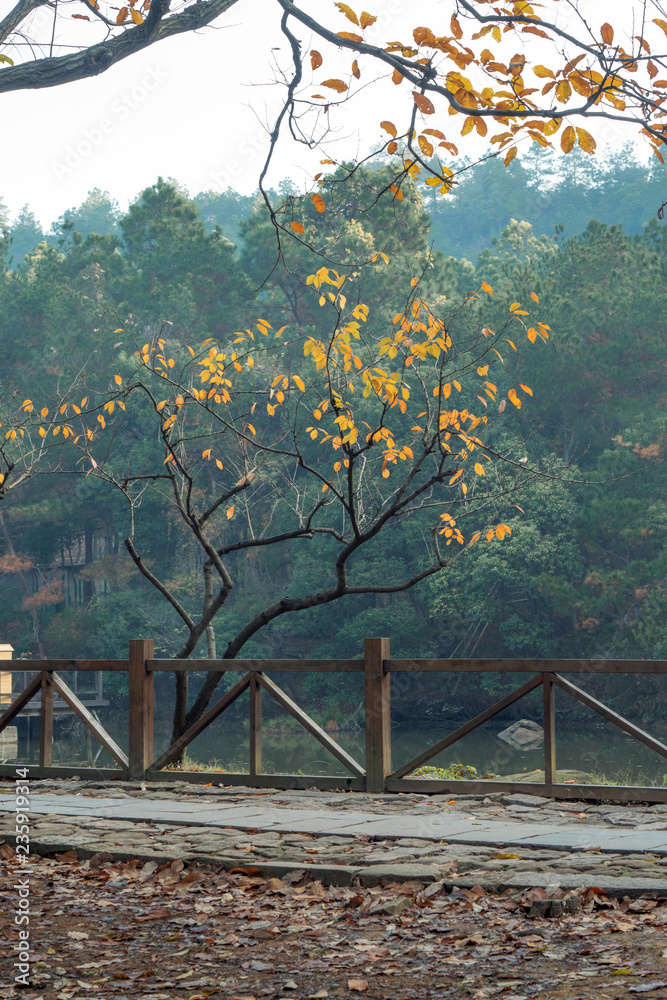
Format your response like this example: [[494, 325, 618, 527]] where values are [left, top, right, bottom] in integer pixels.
[[336, 817, 487, 839], [358, 863, 445, 886], [6, 792, 667, 859]]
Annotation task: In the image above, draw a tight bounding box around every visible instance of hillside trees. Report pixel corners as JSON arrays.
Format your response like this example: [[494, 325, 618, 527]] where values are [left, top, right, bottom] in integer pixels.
[[28, 240, 553, 739]]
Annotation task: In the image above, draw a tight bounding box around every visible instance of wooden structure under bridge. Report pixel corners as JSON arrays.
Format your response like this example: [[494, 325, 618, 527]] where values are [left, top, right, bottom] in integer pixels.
[[0, 644, 108, 761], [1, 638, 667, 802]]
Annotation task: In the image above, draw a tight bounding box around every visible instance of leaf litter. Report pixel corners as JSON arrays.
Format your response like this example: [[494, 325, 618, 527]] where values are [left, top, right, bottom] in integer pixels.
[[1, 847, 667, 999]]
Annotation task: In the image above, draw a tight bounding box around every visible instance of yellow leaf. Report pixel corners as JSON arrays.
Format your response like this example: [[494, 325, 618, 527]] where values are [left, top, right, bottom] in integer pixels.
[[533, 65, 555, 79], [520, 384, 533, 395], [449, 469, 463, 484], [474, 463, 486, 476], [530, 291, 539, 303], [555, 79, 572, 103], [654, 18, 667, 38], [481, 281, 493, 296], [226, 506, 234, 520], [450, 14, 463, 39], [561, 125, 576, 153], [216, 459, 223, 470], [418, 135, 434, 156], [39, 427, 46, 438], [504, 146, 517, 167], [293, 375, 306, 391], [477, 365, 489, 376], [392, 68, 403, 85], [360, 11, 376, 29], [352, 59, 360, 79], [247, 424, 256, 436], [290, 221, 305, 234], [576, 126, 596, 154], [334, 2, 359, 25], [321, 78, 348, 93], [312, 193, 326, 213], [114, 374, 122, 386], [413, 92, 435, 115], [601, 22, 613, 44], [380, 120, 397, 137], [129, 7, 143, 23], [310, 49, 323, 70]]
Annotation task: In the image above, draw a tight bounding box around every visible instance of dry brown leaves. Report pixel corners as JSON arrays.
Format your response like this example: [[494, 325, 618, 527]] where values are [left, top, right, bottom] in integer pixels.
[[1, 847, 667, 999]]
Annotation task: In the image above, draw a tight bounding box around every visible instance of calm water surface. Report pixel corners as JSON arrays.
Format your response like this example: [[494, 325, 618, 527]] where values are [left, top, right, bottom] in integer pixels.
[[41, 715, 667, 786]]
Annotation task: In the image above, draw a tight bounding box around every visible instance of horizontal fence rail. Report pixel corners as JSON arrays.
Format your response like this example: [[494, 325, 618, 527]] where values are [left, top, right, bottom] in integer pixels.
[[1, 640, 667, 801]]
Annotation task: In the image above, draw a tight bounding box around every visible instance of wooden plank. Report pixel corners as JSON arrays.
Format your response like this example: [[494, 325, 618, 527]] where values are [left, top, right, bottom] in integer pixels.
[[50, 673, 129, 768], [364, 637, 391, 792], [0, 660, 128, 672], [257, 673, 365, 778], [389, 674, 544, 780], [0, 765, 125, 780], [553, 673, 667, 760], [39, 672, 53, 768], [151, 673, 252, 771], [0, 673, 43, 733], [128, 639, 154, 779], [543, 672, 556, 785], [386, 658, 667, 674], [145, 769, 366, 791], [249, 674, 262, 776], [385, 777, 667, 802], [148, 658, 364, 673]]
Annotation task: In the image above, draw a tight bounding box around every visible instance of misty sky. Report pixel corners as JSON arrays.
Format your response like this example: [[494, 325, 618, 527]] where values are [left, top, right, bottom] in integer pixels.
[[1, 0, 653, 227]]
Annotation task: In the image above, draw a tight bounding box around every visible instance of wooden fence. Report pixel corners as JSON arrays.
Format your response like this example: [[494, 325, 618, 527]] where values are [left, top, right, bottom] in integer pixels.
[[1, 638, 667, 802]]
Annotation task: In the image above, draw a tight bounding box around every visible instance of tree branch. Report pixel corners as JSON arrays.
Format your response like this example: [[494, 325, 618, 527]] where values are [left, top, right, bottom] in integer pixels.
[[0, 0, 237, 94]]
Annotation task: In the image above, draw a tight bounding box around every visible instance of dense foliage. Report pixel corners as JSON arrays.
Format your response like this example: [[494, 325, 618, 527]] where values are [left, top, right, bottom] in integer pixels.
[[2, 145, 667, 723]]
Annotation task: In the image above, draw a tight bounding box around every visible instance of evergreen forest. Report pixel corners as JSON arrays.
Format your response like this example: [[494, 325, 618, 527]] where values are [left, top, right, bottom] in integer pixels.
[[2, 143, 667, 725]]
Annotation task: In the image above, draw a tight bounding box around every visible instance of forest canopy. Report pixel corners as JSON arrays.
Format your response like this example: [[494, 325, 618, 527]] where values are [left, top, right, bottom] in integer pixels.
[[1, 147, 666, 721]]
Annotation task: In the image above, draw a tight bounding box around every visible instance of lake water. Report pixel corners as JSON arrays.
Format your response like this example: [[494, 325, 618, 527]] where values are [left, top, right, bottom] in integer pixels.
[[38, 713, 667, 786]]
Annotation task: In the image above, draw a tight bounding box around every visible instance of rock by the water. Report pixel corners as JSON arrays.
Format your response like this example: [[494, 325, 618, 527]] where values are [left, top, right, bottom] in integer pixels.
[[497, 719, 544, 749]]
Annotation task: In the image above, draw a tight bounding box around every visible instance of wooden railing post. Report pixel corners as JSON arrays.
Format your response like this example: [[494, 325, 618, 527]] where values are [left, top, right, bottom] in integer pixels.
[[542, 671, 556, 787], [249, 673, 262, 776], [364, 637, 391, 793], [39, 671, 53, 767], [128, 639, 154, 779]]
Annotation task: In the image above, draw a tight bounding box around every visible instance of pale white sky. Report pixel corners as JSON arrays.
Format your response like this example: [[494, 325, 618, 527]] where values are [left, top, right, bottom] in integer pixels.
[[0, 0, 656, 227]]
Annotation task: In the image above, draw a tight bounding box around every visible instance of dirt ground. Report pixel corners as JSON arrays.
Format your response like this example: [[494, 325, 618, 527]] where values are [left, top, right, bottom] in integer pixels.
[[2, 848, 667, 1000]]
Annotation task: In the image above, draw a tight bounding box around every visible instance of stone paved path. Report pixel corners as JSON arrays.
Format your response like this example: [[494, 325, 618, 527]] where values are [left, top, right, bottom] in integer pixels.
[[2, 778, 667, 895]]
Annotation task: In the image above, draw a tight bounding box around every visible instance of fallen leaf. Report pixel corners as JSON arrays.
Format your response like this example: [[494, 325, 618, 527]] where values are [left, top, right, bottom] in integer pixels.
[[67, 931, 89, 940], [135, 908, 172, 922], [348, 981, 369, 993]]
